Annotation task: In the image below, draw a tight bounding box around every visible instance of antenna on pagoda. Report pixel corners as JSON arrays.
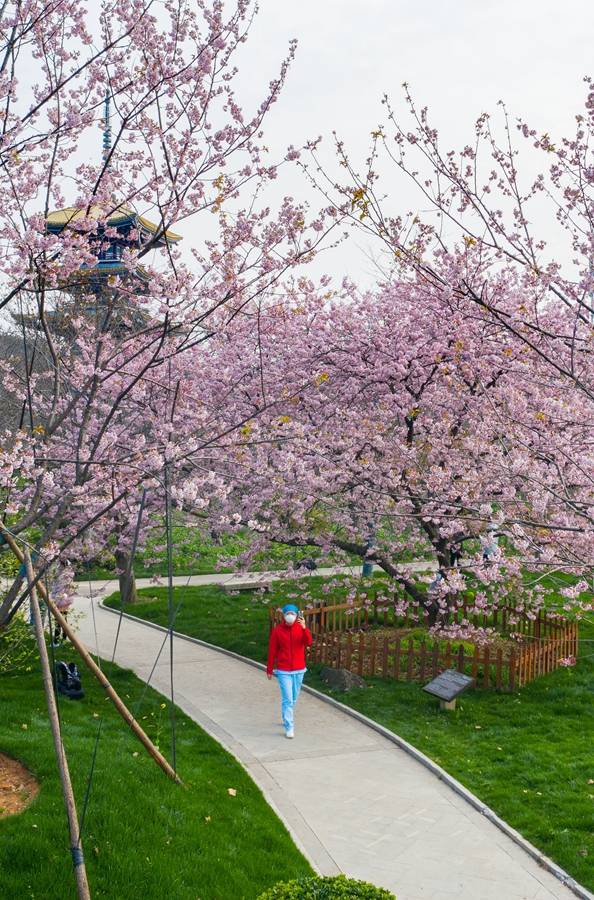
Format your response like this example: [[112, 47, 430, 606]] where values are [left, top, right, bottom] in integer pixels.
[[102, 91, 112, 162]]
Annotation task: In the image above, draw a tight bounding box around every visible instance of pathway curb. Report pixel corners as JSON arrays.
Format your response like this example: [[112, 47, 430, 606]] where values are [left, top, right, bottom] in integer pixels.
[[97, 598, 593, 900]]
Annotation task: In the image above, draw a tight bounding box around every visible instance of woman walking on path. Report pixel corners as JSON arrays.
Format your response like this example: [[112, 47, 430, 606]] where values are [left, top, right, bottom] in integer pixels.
[[267, 603, 313, 739]]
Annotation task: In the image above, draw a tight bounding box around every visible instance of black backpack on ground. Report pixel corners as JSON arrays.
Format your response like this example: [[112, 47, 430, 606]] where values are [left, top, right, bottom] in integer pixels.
[[54, 661, 85, 700]]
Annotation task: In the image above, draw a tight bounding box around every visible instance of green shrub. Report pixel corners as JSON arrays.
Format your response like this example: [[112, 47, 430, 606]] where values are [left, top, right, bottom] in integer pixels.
[[257, 874, 395, 899], [0, 613, 38, 675], [0, 547, 19, 579]]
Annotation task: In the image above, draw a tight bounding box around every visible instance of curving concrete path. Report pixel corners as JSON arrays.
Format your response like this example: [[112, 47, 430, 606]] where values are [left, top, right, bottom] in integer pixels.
[[74, 565, 369, 591], [72, 560, 434, 597], [73, 588, 589, 900]]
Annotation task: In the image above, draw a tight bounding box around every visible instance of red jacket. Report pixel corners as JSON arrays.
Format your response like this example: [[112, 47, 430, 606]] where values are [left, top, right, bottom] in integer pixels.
[[267, 621, 313, 676]]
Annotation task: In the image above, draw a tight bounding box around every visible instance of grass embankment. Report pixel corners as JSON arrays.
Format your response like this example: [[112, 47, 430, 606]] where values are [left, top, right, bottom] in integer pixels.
[[107, 581, 594, 891], [0, 642, 311, 899]]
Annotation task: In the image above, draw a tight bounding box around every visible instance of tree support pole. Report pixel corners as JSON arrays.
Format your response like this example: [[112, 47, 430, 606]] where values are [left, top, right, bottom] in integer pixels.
[[24, 551, 92, 900], [5, 531, 181, 784]]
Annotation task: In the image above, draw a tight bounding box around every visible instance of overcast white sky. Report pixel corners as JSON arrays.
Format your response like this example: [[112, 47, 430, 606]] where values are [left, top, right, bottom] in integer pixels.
[[193, 0, 593, 287]]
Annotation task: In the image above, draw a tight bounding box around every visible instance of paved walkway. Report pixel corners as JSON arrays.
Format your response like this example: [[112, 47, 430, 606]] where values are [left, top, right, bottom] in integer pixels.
[[73, 562, 425, 596], [71, 588, 586, 900]]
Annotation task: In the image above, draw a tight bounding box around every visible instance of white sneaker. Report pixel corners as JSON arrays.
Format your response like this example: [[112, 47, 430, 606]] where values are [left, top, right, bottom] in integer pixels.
[[285, 729, 294, 739]]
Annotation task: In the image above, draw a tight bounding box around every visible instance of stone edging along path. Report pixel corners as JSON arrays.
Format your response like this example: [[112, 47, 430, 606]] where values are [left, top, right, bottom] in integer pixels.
[[95, 598, 593, 900]]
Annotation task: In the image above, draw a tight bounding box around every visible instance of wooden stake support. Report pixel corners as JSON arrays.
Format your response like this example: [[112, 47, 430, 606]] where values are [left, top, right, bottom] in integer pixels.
[[4, 531, 181, 784], [24, 551, 92, 900]]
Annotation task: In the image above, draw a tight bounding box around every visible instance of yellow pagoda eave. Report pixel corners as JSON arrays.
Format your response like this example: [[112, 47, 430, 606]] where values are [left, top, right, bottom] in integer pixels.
[[45, 204, 182, 244]]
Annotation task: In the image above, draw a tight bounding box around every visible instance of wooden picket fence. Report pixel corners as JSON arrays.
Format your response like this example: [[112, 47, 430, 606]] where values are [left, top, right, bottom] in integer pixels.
[[516, 621, 578, 686], [269, 598, 579, 690]]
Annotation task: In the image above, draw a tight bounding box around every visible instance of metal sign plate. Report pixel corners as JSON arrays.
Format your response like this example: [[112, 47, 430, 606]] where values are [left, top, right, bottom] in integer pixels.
[[423, 669, 475, 702]]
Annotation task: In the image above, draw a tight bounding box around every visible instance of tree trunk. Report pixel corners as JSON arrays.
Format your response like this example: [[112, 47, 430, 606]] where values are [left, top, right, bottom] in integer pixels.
[[425, 546, 461, 626], [0, 573, 24, 629], [115, 549, 138, 604]]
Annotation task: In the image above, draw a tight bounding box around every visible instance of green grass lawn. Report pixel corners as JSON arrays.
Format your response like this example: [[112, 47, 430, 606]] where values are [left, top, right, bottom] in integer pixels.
[[75, 516, 425, 582], [76, 527, 249, 579], [107, 582, 594, 891], [0, 640, 311, 899], [103, 575, 364, 663], [76, 524, 351, 581]]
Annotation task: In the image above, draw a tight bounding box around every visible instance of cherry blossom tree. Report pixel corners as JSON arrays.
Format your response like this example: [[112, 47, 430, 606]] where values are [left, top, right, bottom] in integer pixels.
[[202, 277, 593, 622], [0, 0, 336, 626], [288, 77, 594, 603], [309, 77, 594, 374]]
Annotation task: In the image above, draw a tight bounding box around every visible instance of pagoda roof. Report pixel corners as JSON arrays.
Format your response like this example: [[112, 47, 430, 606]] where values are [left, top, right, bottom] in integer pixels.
[[46, 203, 182, 244]]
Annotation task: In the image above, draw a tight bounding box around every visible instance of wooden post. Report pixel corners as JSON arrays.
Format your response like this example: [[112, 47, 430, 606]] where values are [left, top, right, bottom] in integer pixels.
[[440, 698, 457, 711], [509, 649, 517, 691], [394, 637, 401, 680], [431, 642, 439, 678], [4, 531, 180, 784], [346, 633, 353, 671], [495, 649, 503, 690], [406, 638, 414, 681], [419, 641, 427, 681], [24, 552, 92, 900], [471, 645, 479, 681], [370, 635, 377, 676]]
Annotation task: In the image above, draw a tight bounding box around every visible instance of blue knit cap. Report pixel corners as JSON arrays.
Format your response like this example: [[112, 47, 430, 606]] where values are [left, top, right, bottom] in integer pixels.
[[282, 603, 298, 614]]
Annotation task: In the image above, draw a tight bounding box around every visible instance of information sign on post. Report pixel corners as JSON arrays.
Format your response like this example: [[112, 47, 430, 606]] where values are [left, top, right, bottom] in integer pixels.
[[423, 669, 475, 710]]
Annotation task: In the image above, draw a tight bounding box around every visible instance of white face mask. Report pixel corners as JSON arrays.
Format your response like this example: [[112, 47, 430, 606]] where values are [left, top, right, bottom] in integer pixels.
[[284, 613, 297, 625]]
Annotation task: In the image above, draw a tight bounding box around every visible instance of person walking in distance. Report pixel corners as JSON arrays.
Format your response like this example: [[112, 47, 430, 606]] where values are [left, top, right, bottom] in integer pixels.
[[267, 604, 312, 739]]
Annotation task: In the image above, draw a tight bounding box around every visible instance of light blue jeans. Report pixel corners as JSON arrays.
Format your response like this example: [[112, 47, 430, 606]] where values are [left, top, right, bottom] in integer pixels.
[[275, 670, 305, 732]]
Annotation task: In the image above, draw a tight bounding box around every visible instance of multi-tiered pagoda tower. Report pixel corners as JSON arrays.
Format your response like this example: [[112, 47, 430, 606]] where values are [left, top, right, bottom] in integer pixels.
[[41, 94, 181, 328]]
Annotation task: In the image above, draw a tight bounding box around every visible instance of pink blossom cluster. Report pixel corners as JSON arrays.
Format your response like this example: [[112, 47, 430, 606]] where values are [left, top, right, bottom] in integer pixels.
[[428, 623, 499, 647]]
